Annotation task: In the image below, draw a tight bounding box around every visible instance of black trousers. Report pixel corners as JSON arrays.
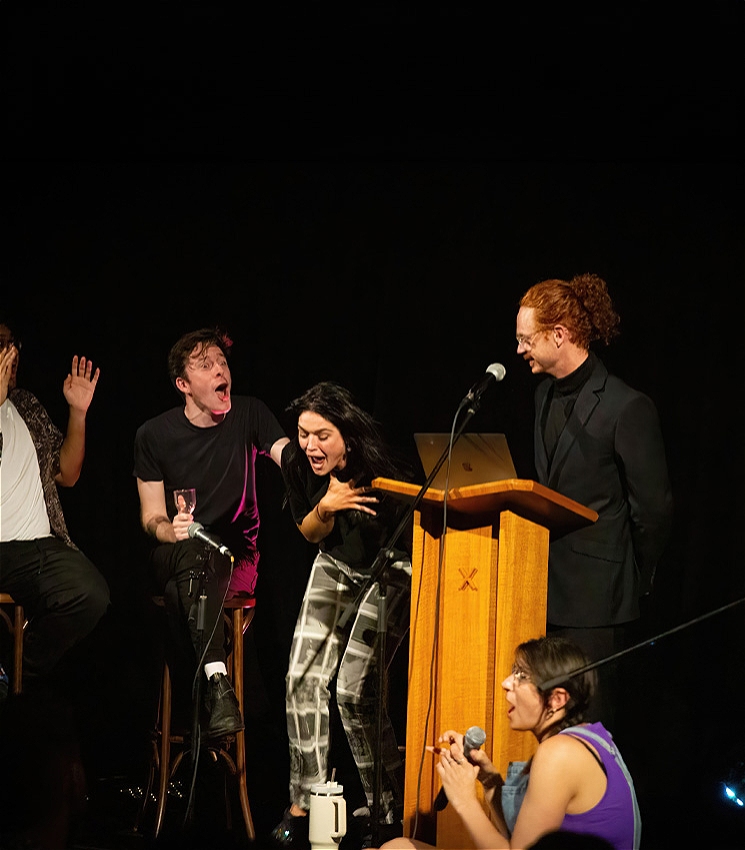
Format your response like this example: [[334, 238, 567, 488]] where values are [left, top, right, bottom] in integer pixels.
[[0, 537, 110, 688], [149, 539, 233, 672]]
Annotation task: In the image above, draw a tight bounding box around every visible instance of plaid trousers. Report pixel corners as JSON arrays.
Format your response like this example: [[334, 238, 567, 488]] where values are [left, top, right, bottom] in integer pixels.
[[285, 550, 411, 818]]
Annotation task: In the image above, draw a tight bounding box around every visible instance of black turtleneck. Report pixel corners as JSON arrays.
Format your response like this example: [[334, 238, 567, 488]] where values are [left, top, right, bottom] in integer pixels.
[[541, 351, 597, 465]]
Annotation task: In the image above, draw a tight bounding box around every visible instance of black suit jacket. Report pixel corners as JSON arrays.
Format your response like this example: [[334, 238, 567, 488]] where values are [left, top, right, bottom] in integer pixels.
[[534, 358, 673, 627]]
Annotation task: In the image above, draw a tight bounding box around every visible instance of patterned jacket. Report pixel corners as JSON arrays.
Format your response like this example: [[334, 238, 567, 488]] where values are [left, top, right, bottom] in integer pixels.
[[5, 388, 76, 549]]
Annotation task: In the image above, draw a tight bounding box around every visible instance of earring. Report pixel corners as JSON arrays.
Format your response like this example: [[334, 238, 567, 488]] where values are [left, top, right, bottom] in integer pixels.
[[545, 707, 555, 718]]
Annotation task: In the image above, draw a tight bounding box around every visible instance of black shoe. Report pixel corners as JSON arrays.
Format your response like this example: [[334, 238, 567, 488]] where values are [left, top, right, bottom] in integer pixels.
[[203, 672, 244, 738], [354, 806, 403, 849], [269, 807, 310, 848]]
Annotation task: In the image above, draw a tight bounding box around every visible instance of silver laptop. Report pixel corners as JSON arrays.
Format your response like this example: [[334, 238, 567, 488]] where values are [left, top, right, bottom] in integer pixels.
[[414, 433, 517, 490]]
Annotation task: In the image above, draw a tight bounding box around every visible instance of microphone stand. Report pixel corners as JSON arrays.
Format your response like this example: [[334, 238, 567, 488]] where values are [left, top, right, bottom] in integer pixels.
[[338, 392, 484, 847], [538, 595, 745, 691], [183, 544, 234, 831], [184, 550, 210, 828]]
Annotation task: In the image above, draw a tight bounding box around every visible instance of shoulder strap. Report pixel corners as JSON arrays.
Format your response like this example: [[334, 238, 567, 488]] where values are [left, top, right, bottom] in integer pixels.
[[561, 732, 607, 775]]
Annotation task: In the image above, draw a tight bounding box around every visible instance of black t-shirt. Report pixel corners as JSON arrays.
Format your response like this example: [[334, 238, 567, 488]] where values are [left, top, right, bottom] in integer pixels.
[[282, 447, 411, 574], [133, 396, 286, 553]]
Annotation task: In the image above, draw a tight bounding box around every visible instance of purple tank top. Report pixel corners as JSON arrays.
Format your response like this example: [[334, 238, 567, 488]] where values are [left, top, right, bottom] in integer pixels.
[[559, 723, 639, 850]]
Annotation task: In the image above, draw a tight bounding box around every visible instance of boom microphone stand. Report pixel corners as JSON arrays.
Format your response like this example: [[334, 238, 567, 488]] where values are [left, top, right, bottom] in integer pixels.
[[339, 386, 490, 847], [538, 596, 745, 691]]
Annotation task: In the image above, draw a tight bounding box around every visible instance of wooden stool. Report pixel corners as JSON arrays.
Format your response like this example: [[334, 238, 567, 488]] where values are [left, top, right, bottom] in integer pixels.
[[0, 593, 26, 695], [138, 595, 257, 841]]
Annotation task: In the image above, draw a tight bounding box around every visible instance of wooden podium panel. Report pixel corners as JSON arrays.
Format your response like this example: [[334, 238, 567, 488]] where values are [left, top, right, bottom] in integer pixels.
[[373, 478, 596, 849]]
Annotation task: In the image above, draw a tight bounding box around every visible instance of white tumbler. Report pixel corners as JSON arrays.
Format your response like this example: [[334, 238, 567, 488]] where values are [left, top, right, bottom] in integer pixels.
[[309, 780, 347, 850]]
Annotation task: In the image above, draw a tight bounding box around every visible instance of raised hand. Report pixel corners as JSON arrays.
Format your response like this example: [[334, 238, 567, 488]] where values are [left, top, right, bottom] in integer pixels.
[[0, 344, 18, 407], [62, 355, 101, 414]]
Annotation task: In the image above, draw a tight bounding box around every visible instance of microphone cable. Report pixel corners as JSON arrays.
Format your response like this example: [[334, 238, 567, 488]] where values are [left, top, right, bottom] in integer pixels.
[[183, 549, 236, 829]]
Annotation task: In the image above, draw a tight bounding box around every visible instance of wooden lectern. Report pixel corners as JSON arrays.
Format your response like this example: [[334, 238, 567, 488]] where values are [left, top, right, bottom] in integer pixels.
[[372, 477, 597, 849]]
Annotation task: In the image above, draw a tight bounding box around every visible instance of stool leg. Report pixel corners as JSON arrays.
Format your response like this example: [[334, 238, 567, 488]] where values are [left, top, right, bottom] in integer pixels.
[[232, 607, 255, 841], [13, 604, 24, 695], [154, 661, 172, 838]]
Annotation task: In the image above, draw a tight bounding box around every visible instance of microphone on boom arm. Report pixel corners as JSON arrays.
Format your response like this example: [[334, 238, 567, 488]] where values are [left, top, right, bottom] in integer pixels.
[[188, 522, 233, 558], [462, 363, 506, 407]]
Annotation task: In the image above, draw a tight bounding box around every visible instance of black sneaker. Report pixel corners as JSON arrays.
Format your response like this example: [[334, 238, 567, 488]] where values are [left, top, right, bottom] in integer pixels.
[[269, 807, 310, 848], [353, 806, 403, 849], [203, 672, 244, 738]]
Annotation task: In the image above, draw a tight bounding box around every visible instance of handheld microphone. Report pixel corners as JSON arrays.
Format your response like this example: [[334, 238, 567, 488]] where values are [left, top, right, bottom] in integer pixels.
[[463, 363, 506, 405], [433, 725, 487, 811], [187, 522, 233, 558]]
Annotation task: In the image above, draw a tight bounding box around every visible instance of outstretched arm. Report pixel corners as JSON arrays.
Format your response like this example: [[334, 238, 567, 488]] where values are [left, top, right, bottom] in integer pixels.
[[270, 436, 290, 467], [56, 355, 101, 486]]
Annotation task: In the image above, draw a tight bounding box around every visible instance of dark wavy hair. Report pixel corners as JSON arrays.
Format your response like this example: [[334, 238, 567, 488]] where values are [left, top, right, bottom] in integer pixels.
[[167, 327, 233, 394], [0, 314, 21, 346], [283, 381, 408, 485], [516, 635, 596, 734], [519, 273, 620, 349]]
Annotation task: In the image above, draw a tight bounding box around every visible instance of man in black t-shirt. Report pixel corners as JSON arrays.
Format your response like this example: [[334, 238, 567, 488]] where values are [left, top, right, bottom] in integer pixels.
[[133, 327, 288, 738]]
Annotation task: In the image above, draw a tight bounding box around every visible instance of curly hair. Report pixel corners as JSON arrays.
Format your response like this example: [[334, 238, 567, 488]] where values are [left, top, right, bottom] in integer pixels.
[[519, 273, 620, 349], [167, 327, 233, 393], [0, 314, 21, 347], [515, 635, 596, 734], [283, 381, 407, 485]]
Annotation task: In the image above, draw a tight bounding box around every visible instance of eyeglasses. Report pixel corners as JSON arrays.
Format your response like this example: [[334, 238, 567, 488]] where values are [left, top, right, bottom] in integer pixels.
[[515, 330, 543, 351], [510, 663, 532, 686], [187, 355, 227, 372]]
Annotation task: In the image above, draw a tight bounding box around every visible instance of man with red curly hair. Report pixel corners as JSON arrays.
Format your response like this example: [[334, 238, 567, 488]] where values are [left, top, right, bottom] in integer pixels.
[[516, 274, 673, 728]]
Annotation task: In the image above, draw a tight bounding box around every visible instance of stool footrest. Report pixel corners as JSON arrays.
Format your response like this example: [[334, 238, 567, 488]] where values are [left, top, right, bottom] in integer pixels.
[[136, 599, 256, 841]]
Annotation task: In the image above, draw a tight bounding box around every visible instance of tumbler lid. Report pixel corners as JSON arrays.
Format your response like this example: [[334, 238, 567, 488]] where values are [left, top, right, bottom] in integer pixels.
[[310, 780, 344, 796]]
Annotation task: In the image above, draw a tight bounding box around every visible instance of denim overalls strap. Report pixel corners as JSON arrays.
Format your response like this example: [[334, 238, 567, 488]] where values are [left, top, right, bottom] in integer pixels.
[[500, 760, 529, 836], [560, 726, 642, 850]]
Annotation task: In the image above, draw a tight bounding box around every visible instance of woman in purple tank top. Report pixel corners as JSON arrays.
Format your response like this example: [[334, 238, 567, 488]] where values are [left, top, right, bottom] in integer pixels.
[[380, 635, 640, 850]]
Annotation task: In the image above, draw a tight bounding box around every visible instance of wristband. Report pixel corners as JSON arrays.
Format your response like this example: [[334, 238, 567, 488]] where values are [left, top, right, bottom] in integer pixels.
[[315, 503, 331, 523]]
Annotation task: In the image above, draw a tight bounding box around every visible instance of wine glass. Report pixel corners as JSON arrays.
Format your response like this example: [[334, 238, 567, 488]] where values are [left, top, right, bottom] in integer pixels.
[[173, 488, 196, 515]]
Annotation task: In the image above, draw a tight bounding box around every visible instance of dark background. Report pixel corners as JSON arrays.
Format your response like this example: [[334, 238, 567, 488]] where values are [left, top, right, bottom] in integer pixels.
[[3, 5, 744, 848]]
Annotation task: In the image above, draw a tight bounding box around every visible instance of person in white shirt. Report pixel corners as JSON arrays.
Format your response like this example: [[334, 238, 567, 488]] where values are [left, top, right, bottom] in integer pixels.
[[0, 318, 109, 693]]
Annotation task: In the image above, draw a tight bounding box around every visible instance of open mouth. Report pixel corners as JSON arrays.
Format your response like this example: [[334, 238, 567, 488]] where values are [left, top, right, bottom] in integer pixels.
[[215, 381, 230, 402], [307, 454, 326, 472]]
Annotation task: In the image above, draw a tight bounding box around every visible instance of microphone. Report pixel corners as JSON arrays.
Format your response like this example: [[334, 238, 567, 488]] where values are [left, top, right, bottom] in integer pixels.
[[187, 522, 233, 558], [433, 725, 487, 811], [463, 363, 506, 405]]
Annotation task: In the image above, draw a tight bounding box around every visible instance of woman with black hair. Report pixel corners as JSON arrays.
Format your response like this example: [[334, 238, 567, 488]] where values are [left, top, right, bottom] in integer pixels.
[[271, 381, 413, 848], [382, 635, 640, 850]]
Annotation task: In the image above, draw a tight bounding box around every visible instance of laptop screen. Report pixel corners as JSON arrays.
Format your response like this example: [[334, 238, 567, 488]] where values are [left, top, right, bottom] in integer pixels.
[[413, 433, 518, 490]]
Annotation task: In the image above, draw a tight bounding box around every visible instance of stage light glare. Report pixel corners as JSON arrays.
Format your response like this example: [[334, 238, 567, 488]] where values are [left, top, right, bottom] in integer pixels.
[[723, 783, 744, 807]]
